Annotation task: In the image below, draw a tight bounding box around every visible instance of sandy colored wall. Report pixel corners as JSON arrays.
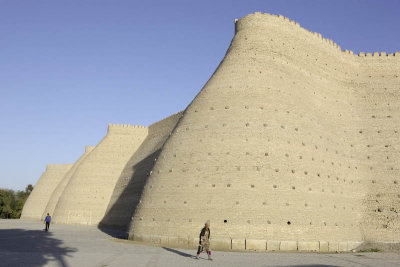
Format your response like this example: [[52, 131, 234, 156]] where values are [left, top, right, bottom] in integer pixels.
[[21, 164, 73, 220], [99, 112, 183, 231], [128, 12, 400, 251], [354, 57, 400, 242], [41, 146, 95, 220], [52, 124, 148, 225]]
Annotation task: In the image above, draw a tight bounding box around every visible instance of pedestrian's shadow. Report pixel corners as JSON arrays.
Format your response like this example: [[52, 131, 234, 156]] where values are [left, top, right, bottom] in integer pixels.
[[0, 228, 77, 267], [162, 247, 196, 258]]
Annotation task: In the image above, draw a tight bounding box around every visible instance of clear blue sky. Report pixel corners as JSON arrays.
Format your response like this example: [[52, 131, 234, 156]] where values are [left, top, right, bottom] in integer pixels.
[[1, 0, 399, 191]]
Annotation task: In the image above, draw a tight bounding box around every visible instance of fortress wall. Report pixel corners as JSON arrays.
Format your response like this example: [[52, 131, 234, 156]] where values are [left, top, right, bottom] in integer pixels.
[[128, 12, 399, 249], [99, 112, 183, 230], [41, 146, 95, 220], [52, 124, 148, 225], [21, 164, 73, 220], [354, 59, 400, 242]]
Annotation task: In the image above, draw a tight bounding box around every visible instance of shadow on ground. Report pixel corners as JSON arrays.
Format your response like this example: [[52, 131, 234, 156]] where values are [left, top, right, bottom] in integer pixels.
[[0, 228, 77, 267], [162, 247, 195, 258], [97, 225, 128, 239]]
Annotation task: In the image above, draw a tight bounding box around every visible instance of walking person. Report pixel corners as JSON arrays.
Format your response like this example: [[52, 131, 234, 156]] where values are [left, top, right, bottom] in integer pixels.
[[44, 213, 51, 231], [195, 220, 212, 260]]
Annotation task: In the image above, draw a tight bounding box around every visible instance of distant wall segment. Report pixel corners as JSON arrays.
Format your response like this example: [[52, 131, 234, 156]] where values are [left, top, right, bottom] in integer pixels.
[[21, 164, 73, 220], [51, 124, 148, 225], [41, 146, 95, 220]]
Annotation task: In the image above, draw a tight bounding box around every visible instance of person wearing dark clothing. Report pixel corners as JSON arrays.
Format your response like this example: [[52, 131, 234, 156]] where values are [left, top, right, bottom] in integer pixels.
[[44, 213, 51, 231], [195, 220, 212, 260]]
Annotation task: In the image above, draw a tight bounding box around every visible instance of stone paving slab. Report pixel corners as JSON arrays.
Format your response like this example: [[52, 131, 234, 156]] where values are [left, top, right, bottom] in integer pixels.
[[1, 220, 400, 267]]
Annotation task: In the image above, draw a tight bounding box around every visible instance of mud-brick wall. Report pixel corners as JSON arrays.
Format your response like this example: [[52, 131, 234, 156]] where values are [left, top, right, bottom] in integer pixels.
[[21, 164, 73, 220], [100, 112, 183, 230], [128, 12, 400, 250], [41, 146, 95, 220], [52, 124, 148, 225]]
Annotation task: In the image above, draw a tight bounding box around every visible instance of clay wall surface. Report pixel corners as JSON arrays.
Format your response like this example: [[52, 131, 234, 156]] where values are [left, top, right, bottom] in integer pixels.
[[52, 124, 148, 225], [21, 164, 73, 220], [354, 57, 400, 242], [128, 12, 400, 250], [100, 112, 183, 230], [41, 146, 95, 220]]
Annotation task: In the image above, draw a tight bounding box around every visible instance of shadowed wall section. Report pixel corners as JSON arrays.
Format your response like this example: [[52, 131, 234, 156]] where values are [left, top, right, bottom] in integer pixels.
[[21, 164, 73, 220], [99, 112, 183, 231], [41, 146, 95, 220], [128, 12, 399, 250], [52, 124, 148, 225]]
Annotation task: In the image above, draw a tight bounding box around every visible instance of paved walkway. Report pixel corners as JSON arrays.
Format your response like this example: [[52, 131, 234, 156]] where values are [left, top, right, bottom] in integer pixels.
[[0, 220, 399, 267]]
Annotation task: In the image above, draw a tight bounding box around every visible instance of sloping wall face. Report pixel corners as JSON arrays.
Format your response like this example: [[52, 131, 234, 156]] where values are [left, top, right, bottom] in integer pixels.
[[100, 112, 183, 230], [41, 146, 95, 220], [355, 58, 400, 242], [129, 12, 399, 247], [21, 164, 73, 220], [52, 125, 148, 225]]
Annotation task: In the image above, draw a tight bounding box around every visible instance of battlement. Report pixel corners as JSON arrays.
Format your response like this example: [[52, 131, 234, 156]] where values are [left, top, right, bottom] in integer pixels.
[[236, 12, 399, 59], [107, 123, 148, 135], [108, 123, 147, 129], [107, 123, 146, 131], [358, 51, 400, 57]]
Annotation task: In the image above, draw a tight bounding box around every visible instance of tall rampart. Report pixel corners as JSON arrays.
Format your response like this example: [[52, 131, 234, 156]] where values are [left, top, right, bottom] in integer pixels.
[[52, 124, 148, 225], [354, 56, 400, 242], [128, 12, 400, 251], [41, 146, 95, 220], [21, 164, 73, 220], [100, 112, 184, 231]]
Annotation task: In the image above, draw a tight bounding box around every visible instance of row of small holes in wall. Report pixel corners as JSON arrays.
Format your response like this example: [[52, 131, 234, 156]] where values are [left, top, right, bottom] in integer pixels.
[[197, 94, 358, 124], [196, 135, 345, 154], [152, 178, 354, 193], [196, 149, 343, 158], [238, 183, 345, 194], [166, 154, 361, 176], [182, 124, 392, 168], [144, 216, 356, 227], [215, 124, 338, 145], [184, 134, 348, 161], [188, 111, 347, 148], [359, 129, 398, 134], [167, 157, 360, 177], [160, 198, 352, 209]]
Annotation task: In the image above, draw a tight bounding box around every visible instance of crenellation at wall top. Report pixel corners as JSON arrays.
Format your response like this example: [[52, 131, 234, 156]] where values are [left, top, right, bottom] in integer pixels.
[[238, 12, 399, 59], [358, 51, 399, 57], [108, 123, 147, 128], [107, 123, 148, 133], [343, 49, 354, 55]]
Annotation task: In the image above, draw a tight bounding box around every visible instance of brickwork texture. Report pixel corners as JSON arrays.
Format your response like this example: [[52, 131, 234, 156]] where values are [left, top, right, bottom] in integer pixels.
[[21, 12, 399, 252]]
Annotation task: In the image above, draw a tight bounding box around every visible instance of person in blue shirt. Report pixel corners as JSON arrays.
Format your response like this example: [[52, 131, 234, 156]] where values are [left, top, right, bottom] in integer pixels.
[[44, 213, 51, 231]]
